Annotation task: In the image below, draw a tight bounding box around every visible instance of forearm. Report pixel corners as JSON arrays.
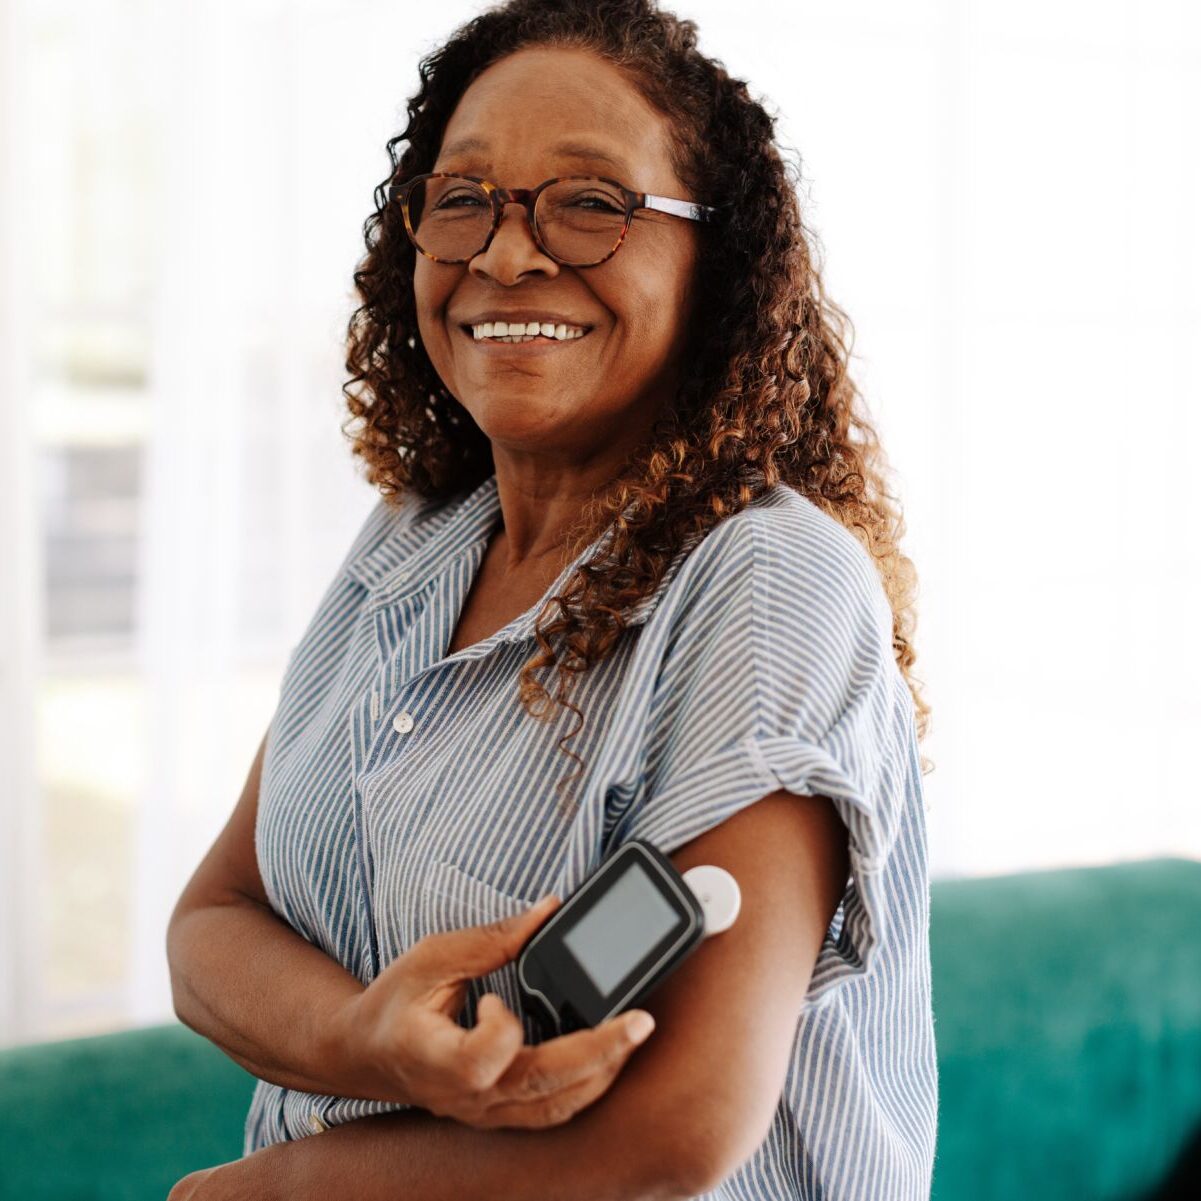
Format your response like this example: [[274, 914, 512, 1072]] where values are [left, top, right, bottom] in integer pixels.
[[167, 897, 367, 1098], [245, 1103, 694, 1201]]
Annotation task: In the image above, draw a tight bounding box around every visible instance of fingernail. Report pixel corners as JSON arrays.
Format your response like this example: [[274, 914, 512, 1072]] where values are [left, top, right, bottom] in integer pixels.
[[626, 1011, 655, 1042], [534, 894, 559, 911]]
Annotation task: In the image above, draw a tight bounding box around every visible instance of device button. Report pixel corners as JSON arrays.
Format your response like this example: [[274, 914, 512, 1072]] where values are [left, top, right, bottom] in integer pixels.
[[392, 710, 414, 734]]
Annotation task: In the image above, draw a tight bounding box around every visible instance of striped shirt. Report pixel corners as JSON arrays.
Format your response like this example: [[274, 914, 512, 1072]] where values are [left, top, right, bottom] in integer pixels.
[[243, 471, 938, 1199]]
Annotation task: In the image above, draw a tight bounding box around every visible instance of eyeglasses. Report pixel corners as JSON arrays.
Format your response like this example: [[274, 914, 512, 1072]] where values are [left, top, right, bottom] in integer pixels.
[[386, 173, 724, 267]]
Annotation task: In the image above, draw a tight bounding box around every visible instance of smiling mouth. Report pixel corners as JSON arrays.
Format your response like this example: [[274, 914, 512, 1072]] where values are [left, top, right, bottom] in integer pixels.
[[458, 324, 594, 346]]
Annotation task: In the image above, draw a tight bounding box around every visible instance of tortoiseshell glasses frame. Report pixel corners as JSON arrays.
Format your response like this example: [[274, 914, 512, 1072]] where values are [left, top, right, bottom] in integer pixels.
[[386, 172, 725, 267]]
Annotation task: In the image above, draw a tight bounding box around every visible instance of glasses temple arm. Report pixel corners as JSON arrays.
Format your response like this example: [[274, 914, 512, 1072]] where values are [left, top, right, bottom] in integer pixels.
[[641, 194, 723, 223]]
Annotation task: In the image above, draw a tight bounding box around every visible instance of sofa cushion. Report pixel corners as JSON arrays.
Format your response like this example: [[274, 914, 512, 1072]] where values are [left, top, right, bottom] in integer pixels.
[[0, 1022, 255, 1199]]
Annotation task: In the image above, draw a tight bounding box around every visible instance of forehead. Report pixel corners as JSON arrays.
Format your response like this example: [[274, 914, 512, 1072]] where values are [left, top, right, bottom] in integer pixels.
[[434, 46, 676, 185]]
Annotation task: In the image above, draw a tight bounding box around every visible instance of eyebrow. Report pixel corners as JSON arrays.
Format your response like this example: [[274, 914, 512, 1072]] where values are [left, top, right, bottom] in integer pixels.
[[437, 136, 633, 178]]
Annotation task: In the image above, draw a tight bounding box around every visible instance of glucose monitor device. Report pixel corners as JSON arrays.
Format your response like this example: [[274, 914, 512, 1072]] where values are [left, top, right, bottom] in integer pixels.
[[516, 839, 741, 1037]]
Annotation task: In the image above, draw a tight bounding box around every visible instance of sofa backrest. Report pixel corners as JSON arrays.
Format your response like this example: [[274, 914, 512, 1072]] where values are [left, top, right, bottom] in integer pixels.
[[930, 856, 1201, 1201], [1, 856, 1199, 1200]]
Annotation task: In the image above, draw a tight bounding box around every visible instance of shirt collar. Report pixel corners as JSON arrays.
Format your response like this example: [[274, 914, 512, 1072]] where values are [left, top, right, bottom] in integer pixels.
[[343, 472, 694, 645]]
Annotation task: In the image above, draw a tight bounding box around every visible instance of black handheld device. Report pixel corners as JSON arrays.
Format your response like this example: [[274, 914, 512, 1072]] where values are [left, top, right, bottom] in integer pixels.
[[516, 839, 707, 1038]]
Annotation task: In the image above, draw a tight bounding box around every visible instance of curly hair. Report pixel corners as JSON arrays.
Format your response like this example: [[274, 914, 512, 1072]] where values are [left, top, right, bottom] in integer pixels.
[[340, 0, 932, 797]]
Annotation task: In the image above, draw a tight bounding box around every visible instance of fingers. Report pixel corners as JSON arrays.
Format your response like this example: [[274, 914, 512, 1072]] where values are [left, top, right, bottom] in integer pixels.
[[460, 993, 528, 1089], [408, 995, 657, 1131], [406, 895, 561, 985], [515, 1010, 655, 1098], [476, 1010, 656, 1129], [413, 993, 525, 1092]]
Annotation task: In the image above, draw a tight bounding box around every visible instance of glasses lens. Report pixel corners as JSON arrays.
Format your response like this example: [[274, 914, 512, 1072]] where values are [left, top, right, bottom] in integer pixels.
[[536, 179, 627, 265], [402, 176, 628, 264], [405, 176, 492, 260]]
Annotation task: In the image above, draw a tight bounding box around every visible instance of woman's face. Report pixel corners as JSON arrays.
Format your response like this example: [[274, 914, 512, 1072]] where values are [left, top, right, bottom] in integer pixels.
[[414, 46, 700, 465]]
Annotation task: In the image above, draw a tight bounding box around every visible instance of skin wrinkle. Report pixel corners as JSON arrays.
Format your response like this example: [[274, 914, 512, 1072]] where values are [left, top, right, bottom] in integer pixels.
[[437, 135, 638, 181], [414, 45, 700, 579]]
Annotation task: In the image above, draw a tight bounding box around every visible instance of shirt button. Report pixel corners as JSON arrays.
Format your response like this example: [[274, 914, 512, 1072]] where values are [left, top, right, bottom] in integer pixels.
[[392, 710, 414, 734], [308, 1111, 326, 1133]]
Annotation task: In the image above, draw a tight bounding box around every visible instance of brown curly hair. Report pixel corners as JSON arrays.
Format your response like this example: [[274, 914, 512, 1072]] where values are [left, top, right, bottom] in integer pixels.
[[340, 0, 932, 795]]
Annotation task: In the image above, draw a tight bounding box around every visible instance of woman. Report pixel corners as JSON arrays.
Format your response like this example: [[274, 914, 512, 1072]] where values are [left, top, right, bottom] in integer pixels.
[[167, 1, 937, 1197]]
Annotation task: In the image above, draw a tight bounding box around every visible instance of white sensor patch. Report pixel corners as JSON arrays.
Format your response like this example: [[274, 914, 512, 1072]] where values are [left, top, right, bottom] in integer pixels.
[[681, 864, 741, 936]]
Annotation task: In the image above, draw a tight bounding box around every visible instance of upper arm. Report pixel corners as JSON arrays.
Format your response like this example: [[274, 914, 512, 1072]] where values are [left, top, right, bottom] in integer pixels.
[[168, 725, 272, 922], [574, 788, 850, 1198], [562, 505, 897, 1195]]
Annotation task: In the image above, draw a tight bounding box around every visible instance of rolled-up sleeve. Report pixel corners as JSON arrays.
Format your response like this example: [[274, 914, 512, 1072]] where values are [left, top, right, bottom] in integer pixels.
[[609, 502, 915, 1004]]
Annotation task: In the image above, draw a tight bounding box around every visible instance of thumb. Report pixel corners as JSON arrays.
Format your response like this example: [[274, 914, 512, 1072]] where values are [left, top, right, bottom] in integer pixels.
[[408, 894, 561, 984]]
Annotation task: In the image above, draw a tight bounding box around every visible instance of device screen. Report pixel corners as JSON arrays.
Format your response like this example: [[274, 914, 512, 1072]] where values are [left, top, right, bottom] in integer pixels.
[[560, 861, 682, 994]]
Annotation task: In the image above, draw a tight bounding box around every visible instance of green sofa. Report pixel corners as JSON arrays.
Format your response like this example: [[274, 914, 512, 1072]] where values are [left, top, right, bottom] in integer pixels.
[[2, 857, 1199, 1200]]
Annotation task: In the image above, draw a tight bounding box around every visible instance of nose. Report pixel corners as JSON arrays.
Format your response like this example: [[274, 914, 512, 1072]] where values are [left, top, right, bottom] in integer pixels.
[[469, 199, 559, 280]]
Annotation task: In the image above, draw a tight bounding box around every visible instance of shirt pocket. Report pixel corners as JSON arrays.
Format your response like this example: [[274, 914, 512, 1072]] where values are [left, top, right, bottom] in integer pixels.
[[420, 859, 541, 928], [417, 859, 546, 1040]]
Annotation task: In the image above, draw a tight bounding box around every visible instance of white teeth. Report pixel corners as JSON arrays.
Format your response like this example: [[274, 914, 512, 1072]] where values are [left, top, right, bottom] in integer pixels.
[[470, 320, 587, 341]]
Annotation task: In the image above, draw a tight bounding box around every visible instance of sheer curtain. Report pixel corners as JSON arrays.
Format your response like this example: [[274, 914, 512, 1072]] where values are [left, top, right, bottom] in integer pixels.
[[1, 0, 1197, 1045], [0, 0, 41, 1043], [128, 0, 396, 1021]]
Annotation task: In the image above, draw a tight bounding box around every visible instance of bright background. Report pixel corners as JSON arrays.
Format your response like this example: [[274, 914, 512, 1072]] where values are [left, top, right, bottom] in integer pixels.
[[1, 0, 1198, 1048]]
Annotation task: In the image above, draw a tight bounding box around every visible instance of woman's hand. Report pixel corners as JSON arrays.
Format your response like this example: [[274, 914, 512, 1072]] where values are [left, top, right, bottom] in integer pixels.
[[330, 895, 656, 1130]]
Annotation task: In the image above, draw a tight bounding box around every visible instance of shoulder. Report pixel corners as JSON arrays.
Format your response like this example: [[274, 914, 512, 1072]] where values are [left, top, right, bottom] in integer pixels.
[[336, 487, 452, 585], [358, 488, 448, 550], [676, 484, 892, 644], [748, 485, 885, 606], [341, 494, 406, 562]]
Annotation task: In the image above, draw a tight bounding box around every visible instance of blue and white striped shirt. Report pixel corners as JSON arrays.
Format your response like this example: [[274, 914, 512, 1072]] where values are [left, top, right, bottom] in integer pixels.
[[243, 471, 938, 1199]]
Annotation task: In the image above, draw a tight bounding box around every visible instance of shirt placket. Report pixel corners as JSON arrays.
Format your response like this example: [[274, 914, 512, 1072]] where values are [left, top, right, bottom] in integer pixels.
[[346, 544, 495, 979]]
